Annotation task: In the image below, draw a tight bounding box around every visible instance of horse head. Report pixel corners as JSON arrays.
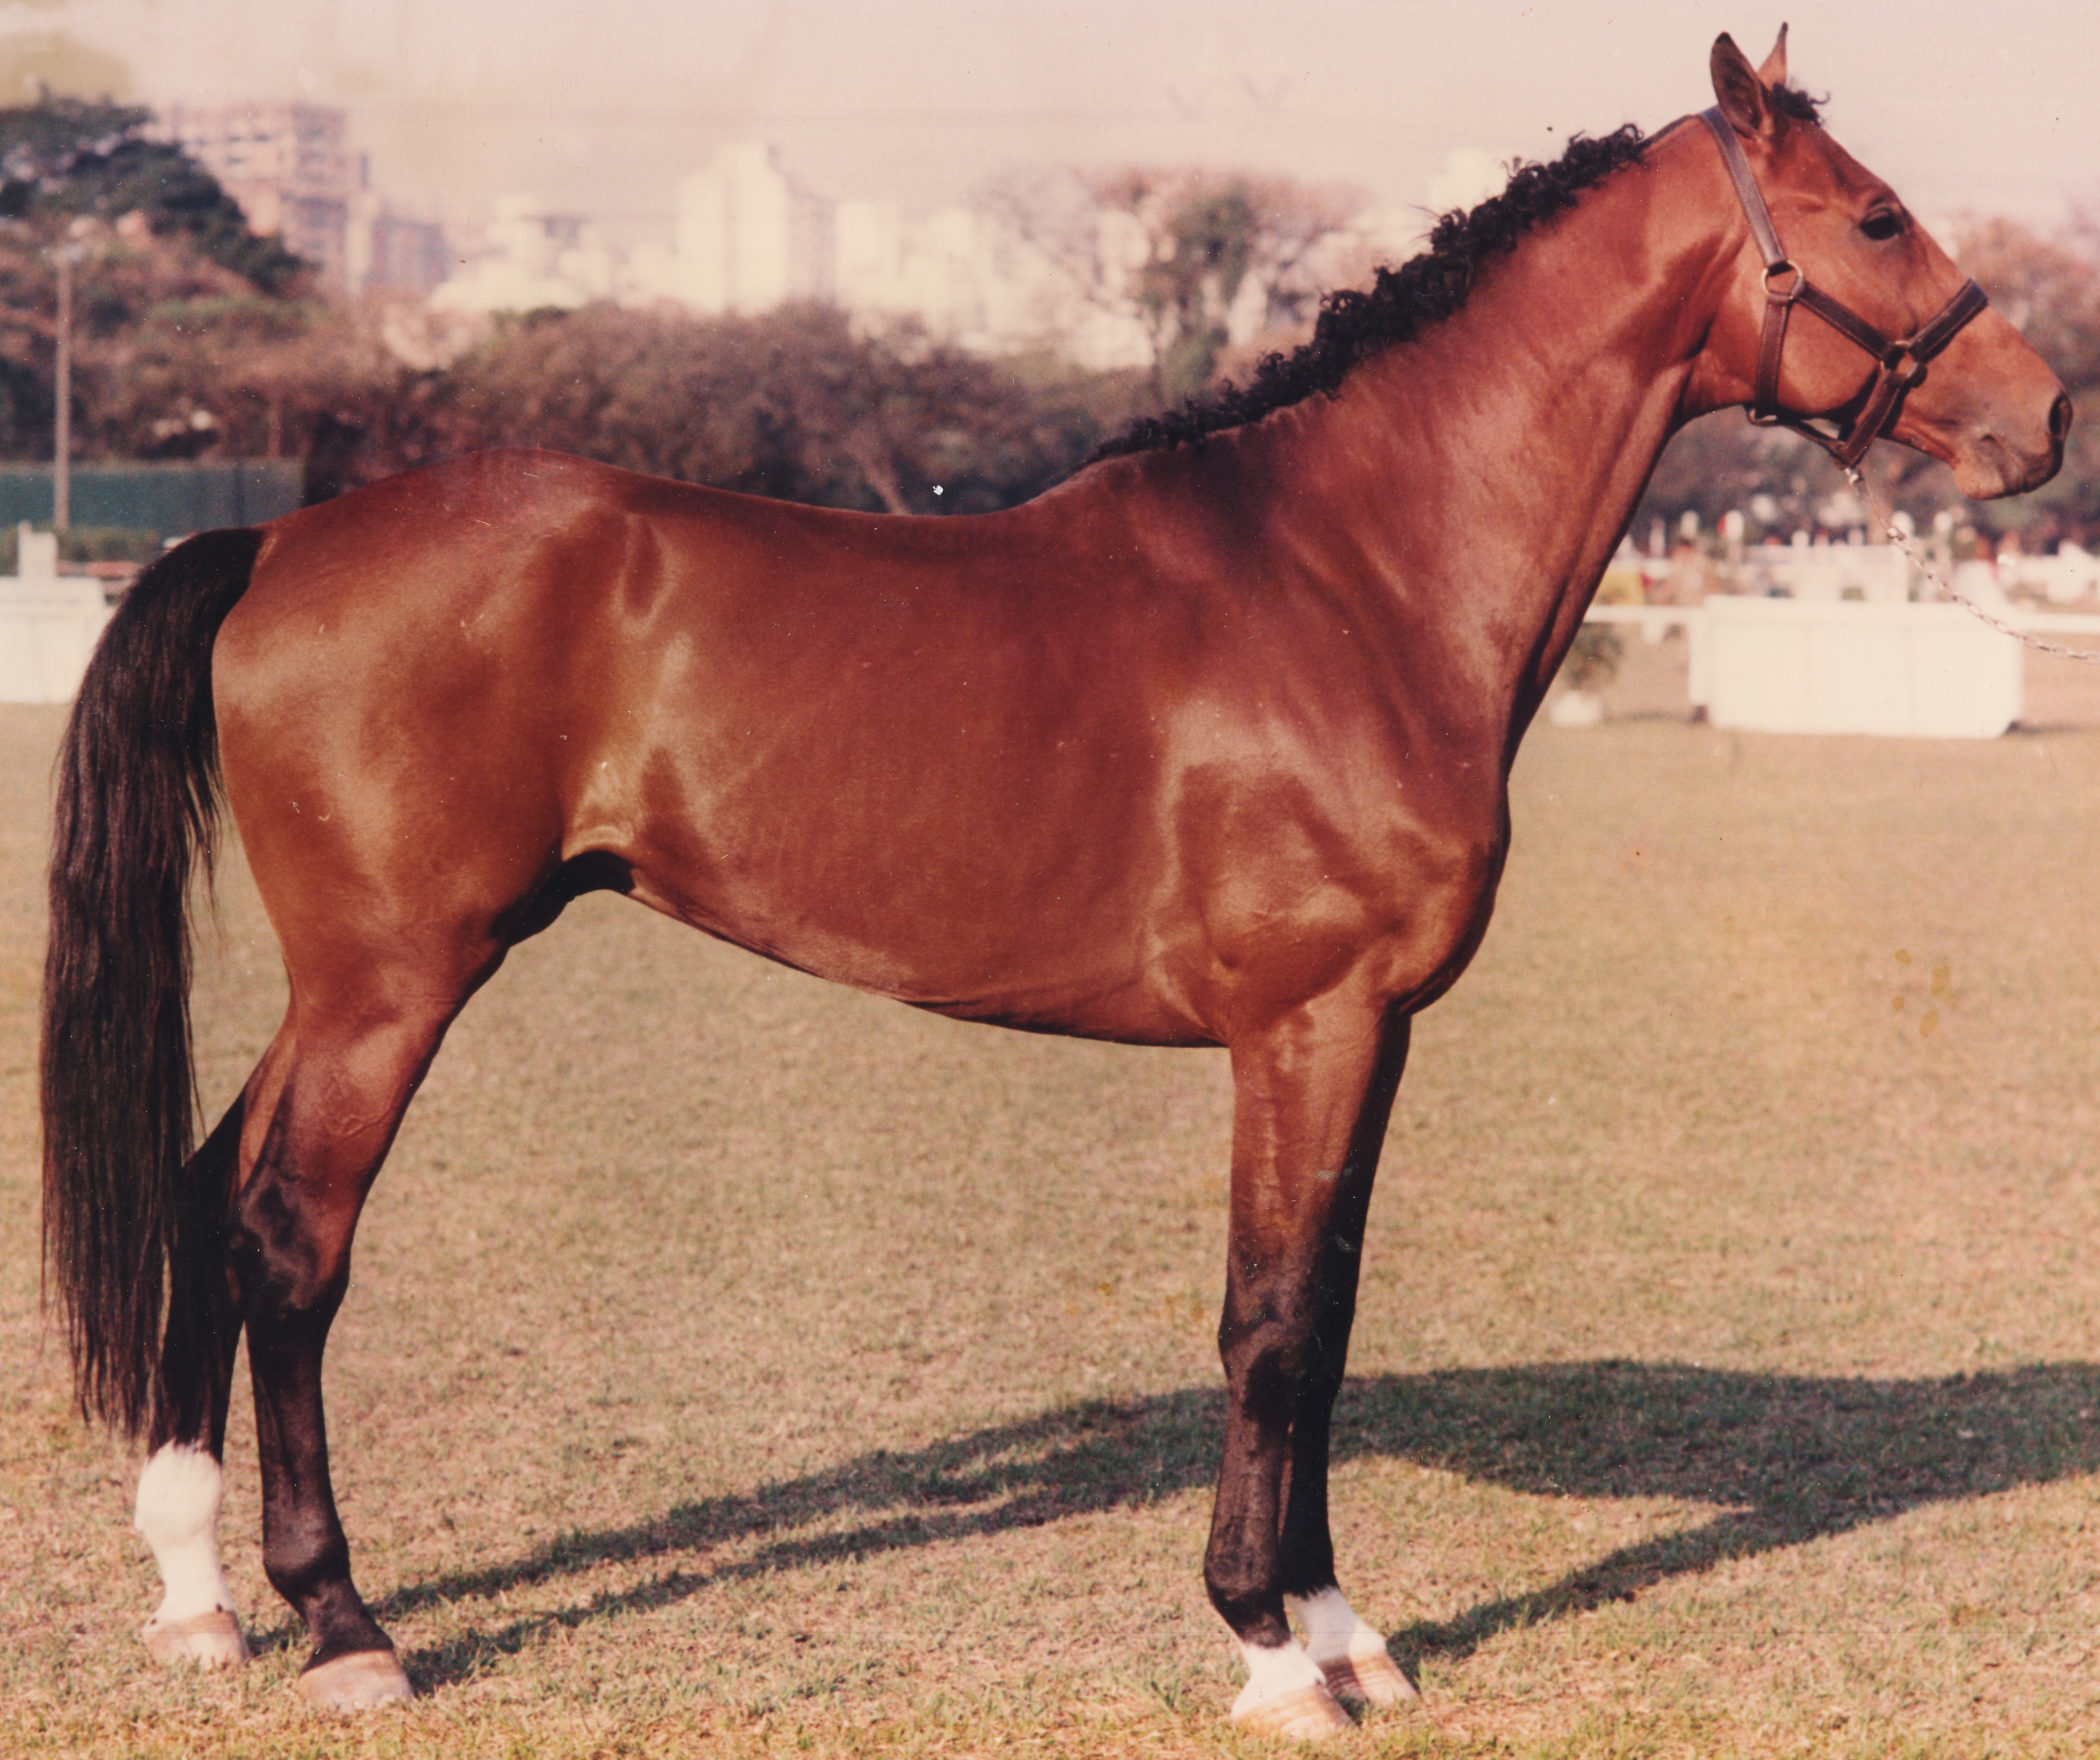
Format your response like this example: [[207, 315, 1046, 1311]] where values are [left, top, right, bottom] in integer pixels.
[[1692, 28, 2068, 499]]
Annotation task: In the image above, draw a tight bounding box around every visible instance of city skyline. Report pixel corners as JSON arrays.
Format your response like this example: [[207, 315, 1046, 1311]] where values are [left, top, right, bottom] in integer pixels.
[[1, 0, 2094, 254]]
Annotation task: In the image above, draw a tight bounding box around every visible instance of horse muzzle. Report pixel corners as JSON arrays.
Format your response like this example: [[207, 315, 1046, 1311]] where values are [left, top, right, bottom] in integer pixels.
[[1945, 386, 2071, 500]]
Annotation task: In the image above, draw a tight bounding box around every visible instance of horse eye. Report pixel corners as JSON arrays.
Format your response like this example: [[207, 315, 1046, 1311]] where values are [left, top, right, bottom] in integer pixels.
[[1860, 209, 1905, 243]]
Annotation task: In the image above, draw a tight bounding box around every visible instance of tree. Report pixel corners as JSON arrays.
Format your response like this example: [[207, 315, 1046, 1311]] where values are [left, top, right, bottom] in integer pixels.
[[81, 286, 393, 461], [1953, 216, 2100, 392], [0, 208, 387, 462], [0, 96, 307, 293], [320, 302, 1150, 516], [986, 167, 1368, 403], [0, 95, 372, 463]]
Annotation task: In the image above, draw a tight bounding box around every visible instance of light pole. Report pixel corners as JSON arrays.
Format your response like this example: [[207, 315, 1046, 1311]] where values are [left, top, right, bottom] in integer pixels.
[[51, 240, 82, 534]]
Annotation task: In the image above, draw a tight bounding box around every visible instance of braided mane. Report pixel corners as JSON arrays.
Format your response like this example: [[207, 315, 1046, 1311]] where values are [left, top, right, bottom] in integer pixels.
[[1094, 125, 1652, 457]]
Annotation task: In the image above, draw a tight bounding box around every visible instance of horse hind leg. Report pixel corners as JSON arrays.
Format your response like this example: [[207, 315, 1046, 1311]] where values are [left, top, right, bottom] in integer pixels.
[[136, 1101, 251, 1668], [225, 955, 488, 1709]]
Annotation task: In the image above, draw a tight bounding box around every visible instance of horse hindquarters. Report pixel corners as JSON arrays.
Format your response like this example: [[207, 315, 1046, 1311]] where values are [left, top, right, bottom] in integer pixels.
[[1208, 1000, 1417, 1735]]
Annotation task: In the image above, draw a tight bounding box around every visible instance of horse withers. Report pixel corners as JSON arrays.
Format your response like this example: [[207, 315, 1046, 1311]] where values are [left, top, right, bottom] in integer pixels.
[[41, 30, 2066, 1738]]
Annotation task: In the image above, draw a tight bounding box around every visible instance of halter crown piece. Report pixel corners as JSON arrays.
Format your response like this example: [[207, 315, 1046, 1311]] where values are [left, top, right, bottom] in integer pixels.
[[1698, 107, 1989, 470]]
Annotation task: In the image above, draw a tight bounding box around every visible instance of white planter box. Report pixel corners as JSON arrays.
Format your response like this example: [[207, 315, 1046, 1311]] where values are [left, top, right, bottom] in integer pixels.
[[0, 582, 114, 704], [1703, 595, 2021, 738]]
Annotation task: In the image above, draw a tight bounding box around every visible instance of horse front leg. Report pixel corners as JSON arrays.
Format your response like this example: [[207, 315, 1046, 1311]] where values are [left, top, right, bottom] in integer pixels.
[[1276, 1014, 1418, 1712], [136, 1100, 249, 1669], [1208, 996, 1411, 1737]]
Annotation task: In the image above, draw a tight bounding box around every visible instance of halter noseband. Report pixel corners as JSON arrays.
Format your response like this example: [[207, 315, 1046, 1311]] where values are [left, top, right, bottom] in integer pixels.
[[1698, 106, 1988, 470]]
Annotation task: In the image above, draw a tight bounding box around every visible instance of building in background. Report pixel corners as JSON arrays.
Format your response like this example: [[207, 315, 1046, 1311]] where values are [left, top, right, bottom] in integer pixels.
[[427, 196, 613, 317], [640, 140, 1130, 360], [365, 212, 452, 299], [366, 134, 1403, 373], [667, 141, 834, 315], [162, 101, 354, 290]]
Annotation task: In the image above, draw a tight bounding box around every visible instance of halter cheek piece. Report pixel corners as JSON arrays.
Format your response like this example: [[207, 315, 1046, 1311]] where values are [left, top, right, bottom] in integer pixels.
[[1698, 106, 1989, 470]]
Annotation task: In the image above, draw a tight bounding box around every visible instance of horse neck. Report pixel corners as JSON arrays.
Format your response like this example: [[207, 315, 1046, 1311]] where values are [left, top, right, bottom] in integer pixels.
[[1235, 125, 1734, 745]]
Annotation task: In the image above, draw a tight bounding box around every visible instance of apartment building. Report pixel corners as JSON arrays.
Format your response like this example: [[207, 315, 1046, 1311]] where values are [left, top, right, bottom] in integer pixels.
[[162, 101, 354, 290]]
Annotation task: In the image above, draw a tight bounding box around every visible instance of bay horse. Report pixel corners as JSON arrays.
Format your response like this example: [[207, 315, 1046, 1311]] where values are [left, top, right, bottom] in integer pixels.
[[41, 32, 2067, 1738]]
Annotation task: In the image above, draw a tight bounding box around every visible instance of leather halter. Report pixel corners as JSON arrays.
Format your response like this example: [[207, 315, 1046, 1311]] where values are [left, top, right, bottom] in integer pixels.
[[1698, 106, 1989, 470]]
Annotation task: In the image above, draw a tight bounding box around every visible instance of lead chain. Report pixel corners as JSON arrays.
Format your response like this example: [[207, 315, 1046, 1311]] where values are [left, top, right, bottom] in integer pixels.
[[1842, 465, 2100, 664]]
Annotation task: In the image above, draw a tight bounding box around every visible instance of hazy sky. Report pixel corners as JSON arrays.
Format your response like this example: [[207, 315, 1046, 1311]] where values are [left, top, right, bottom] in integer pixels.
[[10, 1, 2098, 246]]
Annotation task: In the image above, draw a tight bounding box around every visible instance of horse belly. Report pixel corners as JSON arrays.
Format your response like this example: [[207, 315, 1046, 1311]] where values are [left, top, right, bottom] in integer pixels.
[[606, 720, 1203, 1041]]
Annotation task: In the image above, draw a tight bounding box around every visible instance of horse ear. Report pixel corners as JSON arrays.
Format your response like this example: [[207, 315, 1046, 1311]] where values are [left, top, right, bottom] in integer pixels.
[[1710, 32, 1778, 141], [1756, 23, 1789, 87]]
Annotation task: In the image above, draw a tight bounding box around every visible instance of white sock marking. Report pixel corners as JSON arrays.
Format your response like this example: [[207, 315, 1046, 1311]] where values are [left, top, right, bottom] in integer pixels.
[[135, 1444, 237, 1623], [1231, 1634, 1327, 1716], [1287, 1586, 1391, 1665]]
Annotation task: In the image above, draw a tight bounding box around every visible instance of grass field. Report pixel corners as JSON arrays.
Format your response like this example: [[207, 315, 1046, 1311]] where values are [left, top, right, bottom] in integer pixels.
[[9, 654, 2100, 1758]]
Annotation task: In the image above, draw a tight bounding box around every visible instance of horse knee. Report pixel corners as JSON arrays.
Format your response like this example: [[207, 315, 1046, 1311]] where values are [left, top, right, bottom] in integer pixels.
[[1218, 1299, 1316, 1417]]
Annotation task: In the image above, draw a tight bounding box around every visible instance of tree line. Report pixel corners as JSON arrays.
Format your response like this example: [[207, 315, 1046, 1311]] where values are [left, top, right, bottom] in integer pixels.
[[0, 99, 1160, 516], [2, 97, 2097, 540]]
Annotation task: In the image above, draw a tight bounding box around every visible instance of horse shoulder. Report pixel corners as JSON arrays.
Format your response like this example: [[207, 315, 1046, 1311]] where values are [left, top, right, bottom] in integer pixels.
[[1156, 694, 1509, 1030]]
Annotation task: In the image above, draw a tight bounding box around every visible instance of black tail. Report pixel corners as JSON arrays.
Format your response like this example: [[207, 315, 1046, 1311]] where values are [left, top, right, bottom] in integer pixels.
[[41, 528, 264, 1439]]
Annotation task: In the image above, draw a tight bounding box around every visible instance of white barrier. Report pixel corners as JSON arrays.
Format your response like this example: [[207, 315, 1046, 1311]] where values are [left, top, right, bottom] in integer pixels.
[[1584, 598, 2100, 738], [0, 579, 114, 704], [1701, 597, 2020, 738]]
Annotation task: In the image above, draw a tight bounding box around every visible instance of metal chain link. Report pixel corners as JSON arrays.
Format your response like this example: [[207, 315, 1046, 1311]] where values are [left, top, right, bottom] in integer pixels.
[[1843, 465, 2100, 663]]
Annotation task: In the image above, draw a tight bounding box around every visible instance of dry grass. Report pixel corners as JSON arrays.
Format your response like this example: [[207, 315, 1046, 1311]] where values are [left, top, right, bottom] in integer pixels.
[[8, 655, 2100, 1758]]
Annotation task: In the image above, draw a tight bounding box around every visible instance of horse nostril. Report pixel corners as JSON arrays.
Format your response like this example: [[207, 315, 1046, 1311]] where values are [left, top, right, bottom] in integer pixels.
[[2051, 393, 2074, 444]]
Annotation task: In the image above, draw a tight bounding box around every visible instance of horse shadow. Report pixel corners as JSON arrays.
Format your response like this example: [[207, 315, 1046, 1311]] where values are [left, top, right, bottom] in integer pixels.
[[364, 1359, 2100, 1690]]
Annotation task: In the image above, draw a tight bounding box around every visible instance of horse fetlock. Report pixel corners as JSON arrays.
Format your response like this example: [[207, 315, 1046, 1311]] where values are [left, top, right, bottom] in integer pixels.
[[261, 1525, 355, 1615], [136, 1443, 223, 1552], [308, 1574, 391, 1642], [1285, 1585, 1384, 1663], [136, 1444, 241, 1634], [1204, 1563, 1291, 1647]]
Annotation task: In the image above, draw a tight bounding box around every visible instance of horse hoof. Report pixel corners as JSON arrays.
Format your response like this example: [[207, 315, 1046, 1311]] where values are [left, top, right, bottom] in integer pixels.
[[295, 1648, 414, 1711], [142, 1608, 250, 1669], [1319, 1650, 1417, 1708], [1230, 1681, 1356, 1739]]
